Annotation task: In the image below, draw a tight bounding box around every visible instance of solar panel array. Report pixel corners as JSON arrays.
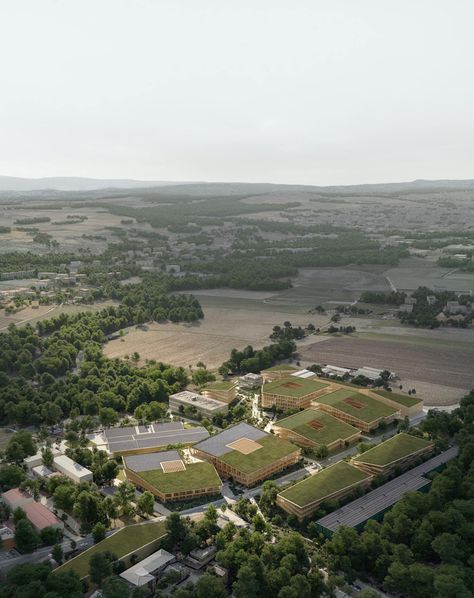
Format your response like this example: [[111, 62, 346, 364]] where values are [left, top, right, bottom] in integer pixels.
[[103, 422, 209, 454], [316, 446, 459, 533], [123, 450, 181, 472], [193, 422, 267, 457]]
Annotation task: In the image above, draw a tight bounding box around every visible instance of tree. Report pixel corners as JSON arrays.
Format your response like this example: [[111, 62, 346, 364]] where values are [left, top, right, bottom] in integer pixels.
[[42, 447, 54, 468], [52, 542, 63, 564], [195, 572, 227, 598], [92, 521, 107, 543], [15, 519, 40, 553], [101, 575, 131, 598], [5, 431, 37, 462], [360, 589, 381, 598], [13, 506, 27, 524], [53, 483, 76, 511], [114, 480, 136, 517], [0, 464, 27, 490], [89, 551, 116, 586], [192, 368, 216, 386], [40, 525, 61, 546], [99, 407, 119, 427], [137, 491, 155, 517]]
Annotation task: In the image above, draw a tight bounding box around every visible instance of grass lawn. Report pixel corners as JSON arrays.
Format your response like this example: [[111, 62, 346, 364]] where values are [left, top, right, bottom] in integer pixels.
[[276, 409, 360, 445], [204, 380, 236, 390], [263, 376, 328, 398], [56, 520, 166, 579], [219, 434, 299, 473], [137, 461, 221, 494], [353, 433, 432, 466], [373, 389, 422, 408], [278, 461, 371, 507], [317, 389, 398, 423]]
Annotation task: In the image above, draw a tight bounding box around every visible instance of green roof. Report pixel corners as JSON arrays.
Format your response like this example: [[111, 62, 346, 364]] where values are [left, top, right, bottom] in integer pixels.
[[263, 376, 328, 398], [373, 390, 422, 408], [138, 461, 221, 494], [316, 389, 398, 423], [219, 433, 299, 473], [262, 364, 299, 372], [353, 433, 432, 466], [278, 461, 371, 507], [276, 409, 360, 446], [56, 521, 166, 579], [204, 380, 236, 391]]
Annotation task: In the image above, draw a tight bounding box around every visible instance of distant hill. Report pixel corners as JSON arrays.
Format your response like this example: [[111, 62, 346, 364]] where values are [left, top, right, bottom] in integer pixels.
[[0, 176, 183, 192], [0, 175, 473, 193]]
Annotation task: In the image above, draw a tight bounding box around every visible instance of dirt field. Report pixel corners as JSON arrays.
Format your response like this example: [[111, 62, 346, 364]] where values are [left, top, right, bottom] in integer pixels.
[[104, 305, 328, 369], [300, 335, 474, 405]]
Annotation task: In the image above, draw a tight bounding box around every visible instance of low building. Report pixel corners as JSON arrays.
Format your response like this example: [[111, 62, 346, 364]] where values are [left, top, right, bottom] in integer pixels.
[[23, 502, 63, 532], [192, 422, 301, 486], [261, 376, 330, 411], [316, 446, 458, 536], [445, 301, 468, 315], [185, 545, 217, 569], [93, 421, 210, 457], [0, 526, 15, 550], [31, 465, 54, 478], [24, 448, 60, 471], [202, 380, 238, 403], [169, 390, 228, 418], [53, 455, 93, 484], [273, 408, 361, 451], [351, 433, 434, 476], [123, 450, 222, 503], [276, 461, 372, 520], [290, 369, 317, 379], [1, 488, 33, 510], [261, 364, 299, 382], [238, 373, 263, 389], [354, 366, 393, 381], [313, 388, 400, 433], [321, 365, 352, 378], [370, 389, 423, 417], [120, 548, 176, 589]]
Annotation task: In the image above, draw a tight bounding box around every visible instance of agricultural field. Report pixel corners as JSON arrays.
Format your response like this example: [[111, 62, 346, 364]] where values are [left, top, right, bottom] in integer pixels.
[[300, 333, 474, 405]]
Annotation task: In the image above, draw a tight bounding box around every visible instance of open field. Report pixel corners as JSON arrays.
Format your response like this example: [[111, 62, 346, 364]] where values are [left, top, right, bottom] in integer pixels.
[[219, 434, 299, 473], [138, 461, 221, 494], [278, 461, 371, 507], [104, 304, 328, 369], [301, 335, 474, 405], [57, 520, 166, 579], [353, 433, 432, 466]]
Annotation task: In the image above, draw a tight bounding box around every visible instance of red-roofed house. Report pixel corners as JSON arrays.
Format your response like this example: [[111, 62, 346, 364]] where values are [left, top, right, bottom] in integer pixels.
[[23, 502, 63, 532], [1, 488, 33, 510]]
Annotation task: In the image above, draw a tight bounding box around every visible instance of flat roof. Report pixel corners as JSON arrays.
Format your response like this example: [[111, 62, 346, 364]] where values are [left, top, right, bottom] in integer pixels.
[[372, 390, 422, 408], [137, 461, 222, 494], [263, 376, 328, 398], [317, 446, 458, 533], [193, 422, 298, 474], [352, 433, 433, 466], [24, 501, 62, 530], [102, 421, 209, 454], [278, 461, 371, 507], [204, 380, 236, 390], [169, 390, 227, 412], [53, 455, 93, 477], [275, 409, 360, 445], [124, 450, 181, 472], [316, 389, 398, 423]]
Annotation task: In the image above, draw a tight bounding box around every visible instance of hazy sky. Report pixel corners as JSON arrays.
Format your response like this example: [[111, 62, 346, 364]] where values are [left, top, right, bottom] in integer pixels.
[[1, 0, 473, 185]]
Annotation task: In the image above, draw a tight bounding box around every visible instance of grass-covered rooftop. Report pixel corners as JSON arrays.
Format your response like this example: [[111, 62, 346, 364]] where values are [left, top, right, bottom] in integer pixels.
[[276, 408, 360, 446], [56, 520, 167, 579], [353, 433, 433, 466], [278, 461, 371, 507], [262, 364, 299, 373], [317, 388, 398, 423], [263, 376, 328, 398], [219, 434, 299, 473], [372, 389, 422, 408], [204, 380, 236, 391], [137, 461, 222, 494]]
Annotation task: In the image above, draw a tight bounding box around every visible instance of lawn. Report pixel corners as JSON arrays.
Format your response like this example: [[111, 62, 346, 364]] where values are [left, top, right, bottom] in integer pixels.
[[317, 389, 398, 423], [56, 520, 167, 579], [137, 461, 222, 494], [276, 409, 360, 445], [219, 434, 299, 473], [373, 389, 422, 408], [204, 380, 236, 390], [278, 461, 371, 507], [263, 376, 328, 398], [353, 433, 433, 466]]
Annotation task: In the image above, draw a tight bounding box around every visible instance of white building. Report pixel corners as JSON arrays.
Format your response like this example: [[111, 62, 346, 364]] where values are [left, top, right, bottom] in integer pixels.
[[120, 549, 176, 588], [238, 372, 263, 388], [53, 455, 93, 484], [169, 390, 228, 418], [290, 369, 317, 379], [24, 448, 61, 471], [321, 365, 352, 378]]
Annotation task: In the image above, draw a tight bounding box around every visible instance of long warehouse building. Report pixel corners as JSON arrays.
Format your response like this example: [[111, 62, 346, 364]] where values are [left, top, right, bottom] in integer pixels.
[[316, 446, 458, 536]]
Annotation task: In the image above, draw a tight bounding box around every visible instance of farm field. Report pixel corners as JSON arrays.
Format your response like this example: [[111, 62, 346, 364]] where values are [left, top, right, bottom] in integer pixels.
[[104, 304, 328, 369], [300, 335, 474, 405]]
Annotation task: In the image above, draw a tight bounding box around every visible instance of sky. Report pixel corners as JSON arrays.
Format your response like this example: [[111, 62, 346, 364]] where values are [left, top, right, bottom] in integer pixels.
[[1, 0, 473, 186]]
